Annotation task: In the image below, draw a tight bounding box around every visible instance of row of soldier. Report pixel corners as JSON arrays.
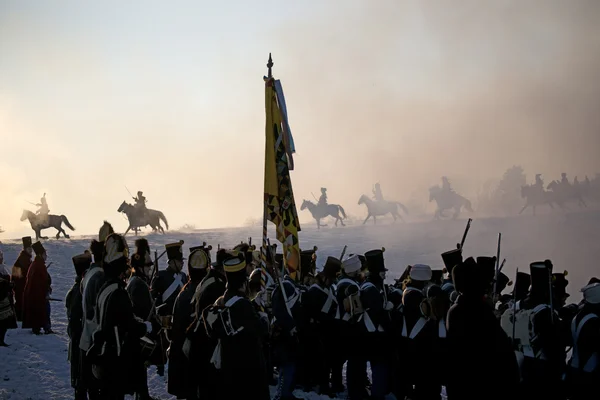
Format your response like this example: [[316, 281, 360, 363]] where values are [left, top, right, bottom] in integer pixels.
[[44, 220, 600, 400]]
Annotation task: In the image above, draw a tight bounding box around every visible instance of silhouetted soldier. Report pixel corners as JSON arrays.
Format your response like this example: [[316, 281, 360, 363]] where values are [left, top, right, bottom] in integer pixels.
[[441, 177, 455, 194], [373, 183, 384, 202], [318, 188, 328, 207], [133, 191, 147, 219], [36, 193, 49, 217], [561, 173, 569, 186]]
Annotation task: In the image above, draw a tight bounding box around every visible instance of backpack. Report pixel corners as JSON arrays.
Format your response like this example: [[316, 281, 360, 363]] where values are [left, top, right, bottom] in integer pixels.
[[338, 278, 364, 322], [86, 283, 123, 378], [201, 296, 244, 369]]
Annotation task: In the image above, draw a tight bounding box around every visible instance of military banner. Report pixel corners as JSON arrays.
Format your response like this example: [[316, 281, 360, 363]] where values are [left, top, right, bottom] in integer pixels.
[[263, 72, 301, 280]]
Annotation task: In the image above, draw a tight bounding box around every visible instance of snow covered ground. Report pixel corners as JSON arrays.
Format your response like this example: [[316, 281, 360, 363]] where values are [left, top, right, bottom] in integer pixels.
[[1, 211, 599, 400]]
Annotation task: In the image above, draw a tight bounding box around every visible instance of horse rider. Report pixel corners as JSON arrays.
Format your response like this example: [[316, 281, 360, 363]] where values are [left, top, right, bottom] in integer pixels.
[[318, 187, 328, 207], [134, 191, 148, 219], [535, 174, 544, 188], [441, 176, 455, 194], [35, 193, 50, 217], [561, 173, 569, 186], [373, 182, 384, 202]]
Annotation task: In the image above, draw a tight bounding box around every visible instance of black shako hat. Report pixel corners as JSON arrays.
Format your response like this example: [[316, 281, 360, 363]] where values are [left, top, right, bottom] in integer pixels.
[[441, 248, 463, 276], [322, 256, 342, 279], [73, 253, 92, 276], [300, 246, 318, 278], [365, 248, 386, 273], [529, 260, 553, 303], [22, 236, 32, 249], [165, 241, 184, 261], [514, 272, 531, 301]]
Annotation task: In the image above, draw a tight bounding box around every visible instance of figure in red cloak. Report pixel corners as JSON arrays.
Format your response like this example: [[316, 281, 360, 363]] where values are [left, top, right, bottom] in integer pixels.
[[11, 236, 33, 321], [22, 241, 51, 334]]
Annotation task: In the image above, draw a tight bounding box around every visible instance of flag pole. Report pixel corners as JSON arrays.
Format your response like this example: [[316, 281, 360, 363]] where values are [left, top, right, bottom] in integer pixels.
[[260, 53, 274, 290]]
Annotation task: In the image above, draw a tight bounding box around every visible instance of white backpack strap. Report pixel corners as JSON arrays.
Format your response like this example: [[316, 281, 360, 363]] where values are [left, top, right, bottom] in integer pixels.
[[402, 316, 428, 339], [439, 319, 447, 338], [162, 273, 184, 305], [571, 313, 599, 371], [82, 266, 102, 317], [224, 295, 243, 308]]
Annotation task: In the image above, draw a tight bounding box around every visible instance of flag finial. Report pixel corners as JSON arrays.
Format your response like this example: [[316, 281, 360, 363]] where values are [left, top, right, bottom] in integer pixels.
[[267, 53, 273, 78]]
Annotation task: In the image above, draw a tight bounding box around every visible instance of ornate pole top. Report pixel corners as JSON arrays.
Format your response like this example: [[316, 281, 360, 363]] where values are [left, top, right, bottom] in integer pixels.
[[267, 53, 273, 78]]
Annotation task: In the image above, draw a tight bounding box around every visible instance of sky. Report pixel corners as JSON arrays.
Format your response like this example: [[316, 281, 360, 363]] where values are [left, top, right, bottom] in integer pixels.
[[1, 0, 600, 238]]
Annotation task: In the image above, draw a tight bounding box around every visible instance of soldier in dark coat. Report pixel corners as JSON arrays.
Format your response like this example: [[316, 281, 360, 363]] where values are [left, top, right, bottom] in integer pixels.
[[0, 250, 18, 346], [11, 236, 32, 321], [126, 238, 155, 400], [446, 257, 519, 400], [566, 281, 600, 399], [202, 253, 270, 400], [361, 249, 393, 400], [185, 248, 227, 400], [66, 253, 92, 400], [168, 245, 210, 400], [89, 234, 151, 400], [150, 241, 187, 376], [338, 255, 369, 400], [518, 261, 567, 400], [79, 234, 110, 400], [272, 273, 304, 400], [303, 256, 342, 396]]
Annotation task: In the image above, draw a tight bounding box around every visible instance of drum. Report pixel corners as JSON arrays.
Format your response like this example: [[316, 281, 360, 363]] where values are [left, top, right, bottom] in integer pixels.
[[140, 336, 156, 361]]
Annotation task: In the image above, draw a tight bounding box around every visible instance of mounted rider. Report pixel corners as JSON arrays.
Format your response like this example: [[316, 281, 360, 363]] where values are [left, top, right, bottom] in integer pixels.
[[561, 173, 570, 186], [133, 191, 148, 220], [373, 182, 384, 202], [35, 193, 50, 217], [441, 176, 455, 195], [318, 187, 328, 207]]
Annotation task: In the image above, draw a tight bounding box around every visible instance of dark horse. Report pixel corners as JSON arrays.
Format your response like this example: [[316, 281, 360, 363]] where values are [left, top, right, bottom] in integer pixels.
[[118, 201, 169, 235], [300, 200, 346, 229], [358, 195, 409, 225], [429, 186, 473, 220], [20, 210, 75, 240], [519, 184, 560, 215]]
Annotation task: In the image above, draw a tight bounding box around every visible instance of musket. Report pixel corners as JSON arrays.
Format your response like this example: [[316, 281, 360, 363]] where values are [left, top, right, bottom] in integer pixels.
[[459, 218, 473, 249], [492, 233, 502, 299], [511, 268, 518, 345], [340, 245, 347, 260], [498, 258, 506, 273], [267, 238, 293, 318], [150, 249, 168, 283], [48, 298, 63, 302]]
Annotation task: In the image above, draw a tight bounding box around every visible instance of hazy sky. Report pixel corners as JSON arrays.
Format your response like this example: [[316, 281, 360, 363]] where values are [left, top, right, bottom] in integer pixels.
[[1, 0, 600, 237]]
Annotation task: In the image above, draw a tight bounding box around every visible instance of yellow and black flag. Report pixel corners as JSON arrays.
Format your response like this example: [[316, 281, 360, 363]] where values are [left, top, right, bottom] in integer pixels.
[[262, 54, 301, 280]]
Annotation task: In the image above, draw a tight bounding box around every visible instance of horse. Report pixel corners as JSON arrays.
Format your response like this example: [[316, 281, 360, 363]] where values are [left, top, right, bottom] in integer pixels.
[[357, 195, 409, 225], [117, 201, 169, 236], [300, 200, 346, 229], [428, 186, 473, 220], [547, 180, 587, 209], [20, 210, 75, 240], [519, 184, 559, 215]]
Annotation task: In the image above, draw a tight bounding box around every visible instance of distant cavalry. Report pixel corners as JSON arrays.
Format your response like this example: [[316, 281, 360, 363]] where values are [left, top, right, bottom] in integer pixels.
[[20, 209, 75, 240], [519, 173, 588, 215], [118, 200, 169, 235], [300, 199, 346, 229], [358, 194, 409, 224], [429, 177, 473, 220]]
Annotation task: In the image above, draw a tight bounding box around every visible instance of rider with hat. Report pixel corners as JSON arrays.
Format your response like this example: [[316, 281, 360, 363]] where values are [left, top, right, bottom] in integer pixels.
[[36, 193, 50, 217], [133, 191, 148, 219], [318, 188, 328, 207]]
